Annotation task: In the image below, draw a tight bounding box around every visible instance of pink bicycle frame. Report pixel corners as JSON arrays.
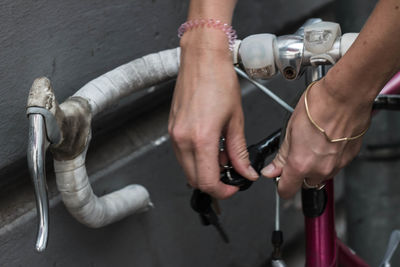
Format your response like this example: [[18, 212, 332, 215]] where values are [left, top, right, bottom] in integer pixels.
[[305, 71, 400, 267]]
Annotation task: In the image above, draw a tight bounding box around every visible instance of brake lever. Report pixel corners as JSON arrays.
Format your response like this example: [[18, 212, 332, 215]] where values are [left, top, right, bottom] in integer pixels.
[[220, 129, 281, 191], [26, 78, 63, 252], [27, 114, 50, 252]]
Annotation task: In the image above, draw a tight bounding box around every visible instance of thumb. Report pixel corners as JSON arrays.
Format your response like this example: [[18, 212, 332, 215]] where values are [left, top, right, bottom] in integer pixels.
[[225, 117, 259, 181], [261, 133, 289, 178]]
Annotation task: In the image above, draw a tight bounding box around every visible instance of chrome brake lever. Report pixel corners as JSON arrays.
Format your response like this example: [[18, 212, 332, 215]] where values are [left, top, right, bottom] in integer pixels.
[[27, 114, 50, 252], [26, 77, 62, 252]]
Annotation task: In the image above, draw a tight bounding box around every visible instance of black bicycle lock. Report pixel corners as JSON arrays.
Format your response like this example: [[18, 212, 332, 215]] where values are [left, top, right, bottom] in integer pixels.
[[220, 129, 281, 191]]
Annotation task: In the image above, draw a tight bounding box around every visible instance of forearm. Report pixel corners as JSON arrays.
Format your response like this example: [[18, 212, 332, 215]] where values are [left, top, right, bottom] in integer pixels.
[[170, 0, 258, 199], [325, 0, 400, 104], [181, 0, 237, 54], [187, 0, 237, 22]]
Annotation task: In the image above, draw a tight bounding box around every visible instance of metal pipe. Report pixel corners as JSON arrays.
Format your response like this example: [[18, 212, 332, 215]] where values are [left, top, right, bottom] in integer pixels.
[[380, 71, 400, 95], [304, 181, 337, 267]]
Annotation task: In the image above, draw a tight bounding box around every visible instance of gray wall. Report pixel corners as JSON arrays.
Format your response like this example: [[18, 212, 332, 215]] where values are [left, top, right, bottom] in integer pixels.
[[0, 1, 333, 266], [0, 0, 187, 170], [1, 0, 329, 172]]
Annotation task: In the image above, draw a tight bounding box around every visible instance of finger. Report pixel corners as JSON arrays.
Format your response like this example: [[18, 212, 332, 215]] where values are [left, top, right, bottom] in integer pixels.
[[168, 119, 198, 187], [275, 132, 304, 198], [225, 115, 259, 181], [261, 130, 290, 178], [277, 151, 313, 199], [277, 165, 304, 199], [194, 133, 238, 199], [171, 140, 197, 187]]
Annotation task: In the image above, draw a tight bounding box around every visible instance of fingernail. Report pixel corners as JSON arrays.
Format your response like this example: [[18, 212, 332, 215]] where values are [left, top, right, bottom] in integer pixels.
[[261, 164, 275, 177], [248, 165, 259, 179]]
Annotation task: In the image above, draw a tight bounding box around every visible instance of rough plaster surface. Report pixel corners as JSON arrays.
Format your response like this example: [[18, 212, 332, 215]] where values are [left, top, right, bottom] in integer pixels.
[[0, 0, 330, 171]]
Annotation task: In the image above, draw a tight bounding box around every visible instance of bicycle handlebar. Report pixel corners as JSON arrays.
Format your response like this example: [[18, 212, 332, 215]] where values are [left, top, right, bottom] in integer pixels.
[[26, 48, 180, 252], [26, 18, 398, 254], [234, 20, 358, 80]]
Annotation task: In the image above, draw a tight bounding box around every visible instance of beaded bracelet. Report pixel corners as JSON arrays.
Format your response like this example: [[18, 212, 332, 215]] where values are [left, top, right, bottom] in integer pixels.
[[177, 19, 237, 51]]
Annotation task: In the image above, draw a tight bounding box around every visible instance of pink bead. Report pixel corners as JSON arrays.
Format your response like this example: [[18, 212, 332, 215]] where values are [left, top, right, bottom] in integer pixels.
[[177, 19, 237, 52]]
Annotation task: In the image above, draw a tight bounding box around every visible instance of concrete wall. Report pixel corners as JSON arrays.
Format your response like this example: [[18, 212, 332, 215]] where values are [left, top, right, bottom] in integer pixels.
[[1, 0, 329, 172], [0, 1, 333, 266]]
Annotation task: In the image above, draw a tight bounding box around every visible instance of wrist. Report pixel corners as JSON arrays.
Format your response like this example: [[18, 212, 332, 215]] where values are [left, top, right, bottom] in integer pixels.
[[179, 18, 236, 53], [323, 60, 383, 108], [306, 80, 372, 139], [180, 28, 233, 63], [322, 70, 377, 110], [304, 82, 369, 142]]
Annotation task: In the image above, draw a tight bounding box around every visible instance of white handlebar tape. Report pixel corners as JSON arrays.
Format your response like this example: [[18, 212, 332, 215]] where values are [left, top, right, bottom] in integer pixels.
[[54, 48, 181, 228], [74, 48, 180, 116], [54, 140, 152, 228]]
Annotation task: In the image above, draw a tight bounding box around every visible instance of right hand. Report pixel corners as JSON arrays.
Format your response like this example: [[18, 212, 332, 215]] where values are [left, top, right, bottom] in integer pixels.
[[168, 29, 259, 199]]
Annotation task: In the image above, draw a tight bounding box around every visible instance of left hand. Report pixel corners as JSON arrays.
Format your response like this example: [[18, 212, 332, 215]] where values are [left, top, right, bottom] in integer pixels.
[[261, 78, 372, 199]]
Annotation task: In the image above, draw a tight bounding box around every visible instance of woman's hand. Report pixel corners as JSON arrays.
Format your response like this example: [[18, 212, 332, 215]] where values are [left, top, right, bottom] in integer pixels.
[[260, 0, 400, 198], [261, 78, 372, 199], [168, 29, 259, 199]]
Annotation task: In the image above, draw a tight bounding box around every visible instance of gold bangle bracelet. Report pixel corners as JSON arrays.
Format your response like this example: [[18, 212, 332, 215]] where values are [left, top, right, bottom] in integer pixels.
[[304, 81, 368, 143]]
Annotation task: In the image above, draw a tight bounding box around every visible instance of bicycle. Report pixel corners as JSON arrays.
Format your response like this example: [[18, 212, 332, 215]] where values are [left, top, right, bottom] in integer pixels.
[[26, 18, 400, 266], [189, 18, 400, 267]]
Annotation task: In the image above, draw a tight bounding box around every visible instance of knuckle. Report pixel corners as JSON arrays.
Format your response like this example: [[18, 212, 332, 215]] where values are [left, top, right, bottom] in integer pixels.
[[167, 122, 174, 136], [338, 159, 347, 169], [193, 129, 213, 149], [226, 133, 249, 161], [217, 190, 235, 200], [339, 157, 351, 169], [319, 167, 332, 178], [231, 142, 249, 159], [187, 180, 197, 188], [318, 165, 332, 177], [319, 159, 336, 177], [274, 152, 287, 167], [197, 183, 217, 194], [290, 156, 309, 175], [169, 125, 190, 144]]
